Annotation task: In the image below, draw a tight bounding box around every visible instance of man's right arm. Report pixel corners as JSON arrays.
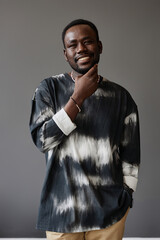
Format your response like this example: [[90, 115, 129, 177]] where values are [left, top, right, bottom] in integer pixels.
[[29, 65, 99, 153], [29, 82, 76, 153]]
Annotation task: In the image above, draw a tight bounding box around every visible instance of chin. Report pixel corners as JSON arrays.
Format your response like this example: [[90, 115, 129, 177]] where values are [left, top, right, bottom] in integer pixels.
[[77, 68, 90, 74], [76, 64, 94, 74]]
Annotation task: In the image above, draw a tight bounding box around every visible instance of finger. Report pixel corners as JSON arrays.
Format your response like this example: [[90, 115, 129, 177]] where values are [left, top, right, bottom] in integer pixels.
[[84, 64, 98, 77]]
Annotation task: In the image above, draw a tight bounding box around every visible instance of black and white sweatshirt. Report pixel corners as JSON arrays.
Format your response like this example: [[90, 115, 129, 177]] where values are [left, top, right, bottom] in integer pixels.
[[29, 73, 140, 233]]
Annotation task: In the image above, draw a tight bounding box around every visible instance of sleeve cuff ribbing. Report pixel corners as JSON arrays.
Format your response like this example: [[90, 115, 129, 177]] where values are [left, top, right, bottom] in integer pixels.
[[53, 108, 77, 136], [123, 176, 138, 192]]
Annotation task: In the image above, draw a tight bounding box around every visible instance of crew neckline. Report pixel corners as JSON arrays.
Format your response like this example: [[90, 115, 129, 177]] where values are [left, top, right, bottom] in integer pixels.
[[65, 72, 104, 84]]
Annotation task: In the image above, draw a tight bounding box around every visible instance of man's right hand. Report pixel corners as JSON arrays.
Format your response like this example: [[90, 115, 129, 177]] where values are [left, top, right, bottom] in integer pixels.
[[72, 64, 99, 104]]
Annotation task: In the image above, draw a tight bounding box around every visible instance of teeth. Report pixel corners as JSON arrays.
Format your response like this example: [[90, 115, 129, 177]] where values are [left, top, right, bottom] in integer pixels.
[[78, 57, 90, 62]]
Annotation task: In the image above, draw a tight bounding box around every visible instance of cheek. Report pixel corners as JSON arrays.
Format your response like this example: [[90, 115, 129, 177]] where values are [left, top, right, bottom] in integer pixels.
[[88, 46, 99, 56], [66, 51, 75, 61]]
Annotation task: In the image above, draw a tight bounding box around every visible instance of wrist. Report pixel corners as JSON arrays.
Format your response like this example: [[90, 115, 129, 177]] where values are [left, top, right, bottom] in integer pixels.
[[70, 97, 81, 112], [71, 92, 85, 107]]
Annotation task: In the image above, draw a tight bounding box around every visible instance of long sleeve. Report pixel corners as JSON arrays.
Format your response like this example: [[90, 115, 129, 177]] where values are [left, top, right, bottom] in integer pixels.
[[120, 95, 140, 192], [29, 80, 76, 153]]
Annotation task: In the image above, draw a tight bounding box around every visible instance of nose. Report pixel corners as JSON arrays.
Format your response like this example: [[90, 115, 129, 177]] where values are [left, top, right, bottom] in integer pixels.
[[77, 42, 87, 53]]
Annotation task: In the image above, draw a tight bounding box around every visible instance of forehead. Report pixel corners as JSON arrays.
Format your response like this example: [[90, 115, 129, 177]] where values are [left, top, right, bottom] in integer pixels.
[[64, 24, 97, 43]]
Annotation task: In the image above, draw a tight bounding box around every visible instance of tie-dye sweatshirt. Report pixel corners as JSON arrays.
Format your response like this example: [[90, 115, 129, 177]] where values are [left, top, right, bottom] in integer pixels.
[[29, 73, 140, 233]]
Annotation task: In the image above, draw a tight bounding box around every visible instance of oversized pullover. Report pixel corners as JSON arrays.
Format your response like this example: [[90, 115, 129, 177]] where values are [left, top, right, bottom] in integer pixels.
[[29, 73, 140, 233]]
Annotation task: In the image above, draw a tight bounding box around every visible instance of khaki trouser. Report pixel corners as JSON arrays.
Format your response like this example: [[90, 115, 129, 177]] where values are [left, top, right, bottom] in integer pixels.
[[46, 208, 129, 240]]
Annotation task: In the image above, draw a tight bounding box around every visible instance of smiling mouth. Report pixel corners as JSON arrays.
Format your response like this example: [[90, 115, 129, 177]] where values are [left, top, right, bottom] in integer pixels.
[[77, 56, 91, 63]]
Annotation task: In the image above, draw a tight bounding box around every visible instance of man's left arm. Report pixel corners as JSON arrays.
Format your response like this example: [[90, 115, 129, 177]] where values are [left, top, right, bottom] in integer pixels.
[[120, 98, 140, 194]]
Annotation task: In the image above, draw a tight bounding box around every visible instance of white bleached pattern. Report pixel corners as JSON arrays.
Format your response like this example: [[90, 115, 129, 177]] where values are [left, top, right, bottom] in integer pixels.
[[43, 136, 60, 151], [122, 161, 138, 178], [71, 169, 89, 187], [94, 87, 114, 98], [122, 161, 139, 191], [71, 169, 114, 188], [52, 73, 65, 78], [40, 130, 60, 151], [70, 224, 101, 233], [36, 107, 54, 124], [53, 194, 88, 215], [32, 87, 38, 100], [124, 113, 137, 125], [48, 149, 53, 160], [58, 134, 113, 168], [88, 175, 114, 186]]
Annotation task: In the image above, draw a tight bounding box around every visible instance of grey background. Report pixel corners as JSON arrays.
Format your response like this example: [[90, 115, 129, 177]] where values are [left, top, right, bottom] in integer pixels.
[[0, 0, 159, 238]]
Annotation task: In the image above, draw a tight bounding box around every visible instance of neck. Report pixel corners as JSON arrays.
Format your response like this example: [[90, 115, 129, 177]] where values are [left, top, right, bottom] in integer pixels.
[[70, 71, 83, 79]]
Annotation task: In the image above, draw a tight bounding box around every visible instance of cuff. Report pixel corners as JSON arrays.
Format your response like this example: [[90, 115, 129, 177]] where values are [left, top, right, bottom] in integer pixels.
[[123, 176, 138, 192], [53, 108, 77, 136]]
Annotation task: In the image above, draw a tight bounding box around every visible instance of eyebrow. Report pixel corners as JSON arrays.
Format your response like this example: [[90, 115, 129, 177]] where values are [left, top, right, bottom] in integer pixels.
[[67, 36, 93, 44]]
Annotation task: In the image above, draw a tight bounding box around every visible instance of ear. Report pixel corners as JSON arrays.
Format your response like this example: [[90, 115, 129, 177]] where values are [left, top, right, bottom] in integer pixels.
[[98, 41, 103, 54], [63, 49, 68, 61]]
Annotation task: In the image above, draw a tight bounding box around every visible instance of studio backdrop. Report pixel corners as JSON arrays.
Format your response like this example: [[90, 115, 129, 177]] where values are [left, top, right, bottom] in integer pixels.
[[0, 0, 160, 237]]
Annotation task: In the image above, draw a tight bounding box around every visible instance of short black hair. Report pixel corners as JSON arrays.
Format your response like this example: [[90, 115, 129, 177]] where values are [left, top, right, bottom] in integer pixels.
[[62, 19, 99, 48]]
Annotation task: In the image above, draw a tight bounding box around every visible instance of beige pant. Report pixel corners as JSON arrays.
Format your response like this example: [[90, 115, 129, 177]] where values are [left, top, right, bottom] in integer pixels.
[[46, 208, 129, 240]]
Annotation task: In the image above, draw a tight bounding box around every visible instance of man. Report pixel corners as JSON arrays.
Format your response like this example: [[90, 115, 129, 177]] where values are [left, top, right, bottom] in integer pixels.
[[29, 19, 140, 240]]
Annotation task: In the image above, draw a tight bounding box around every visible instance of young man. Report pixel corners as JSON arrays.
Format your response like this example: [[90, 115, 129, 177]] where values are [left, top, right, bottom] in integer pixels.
[[29, 19, 140, 240]]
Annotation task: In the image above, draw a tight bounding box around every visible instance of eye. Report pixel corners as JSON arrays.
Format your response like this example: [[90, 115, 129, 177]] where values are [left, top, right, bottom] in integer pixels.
[[69, 44, 77, 49], [84, 40, 94, 45]]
